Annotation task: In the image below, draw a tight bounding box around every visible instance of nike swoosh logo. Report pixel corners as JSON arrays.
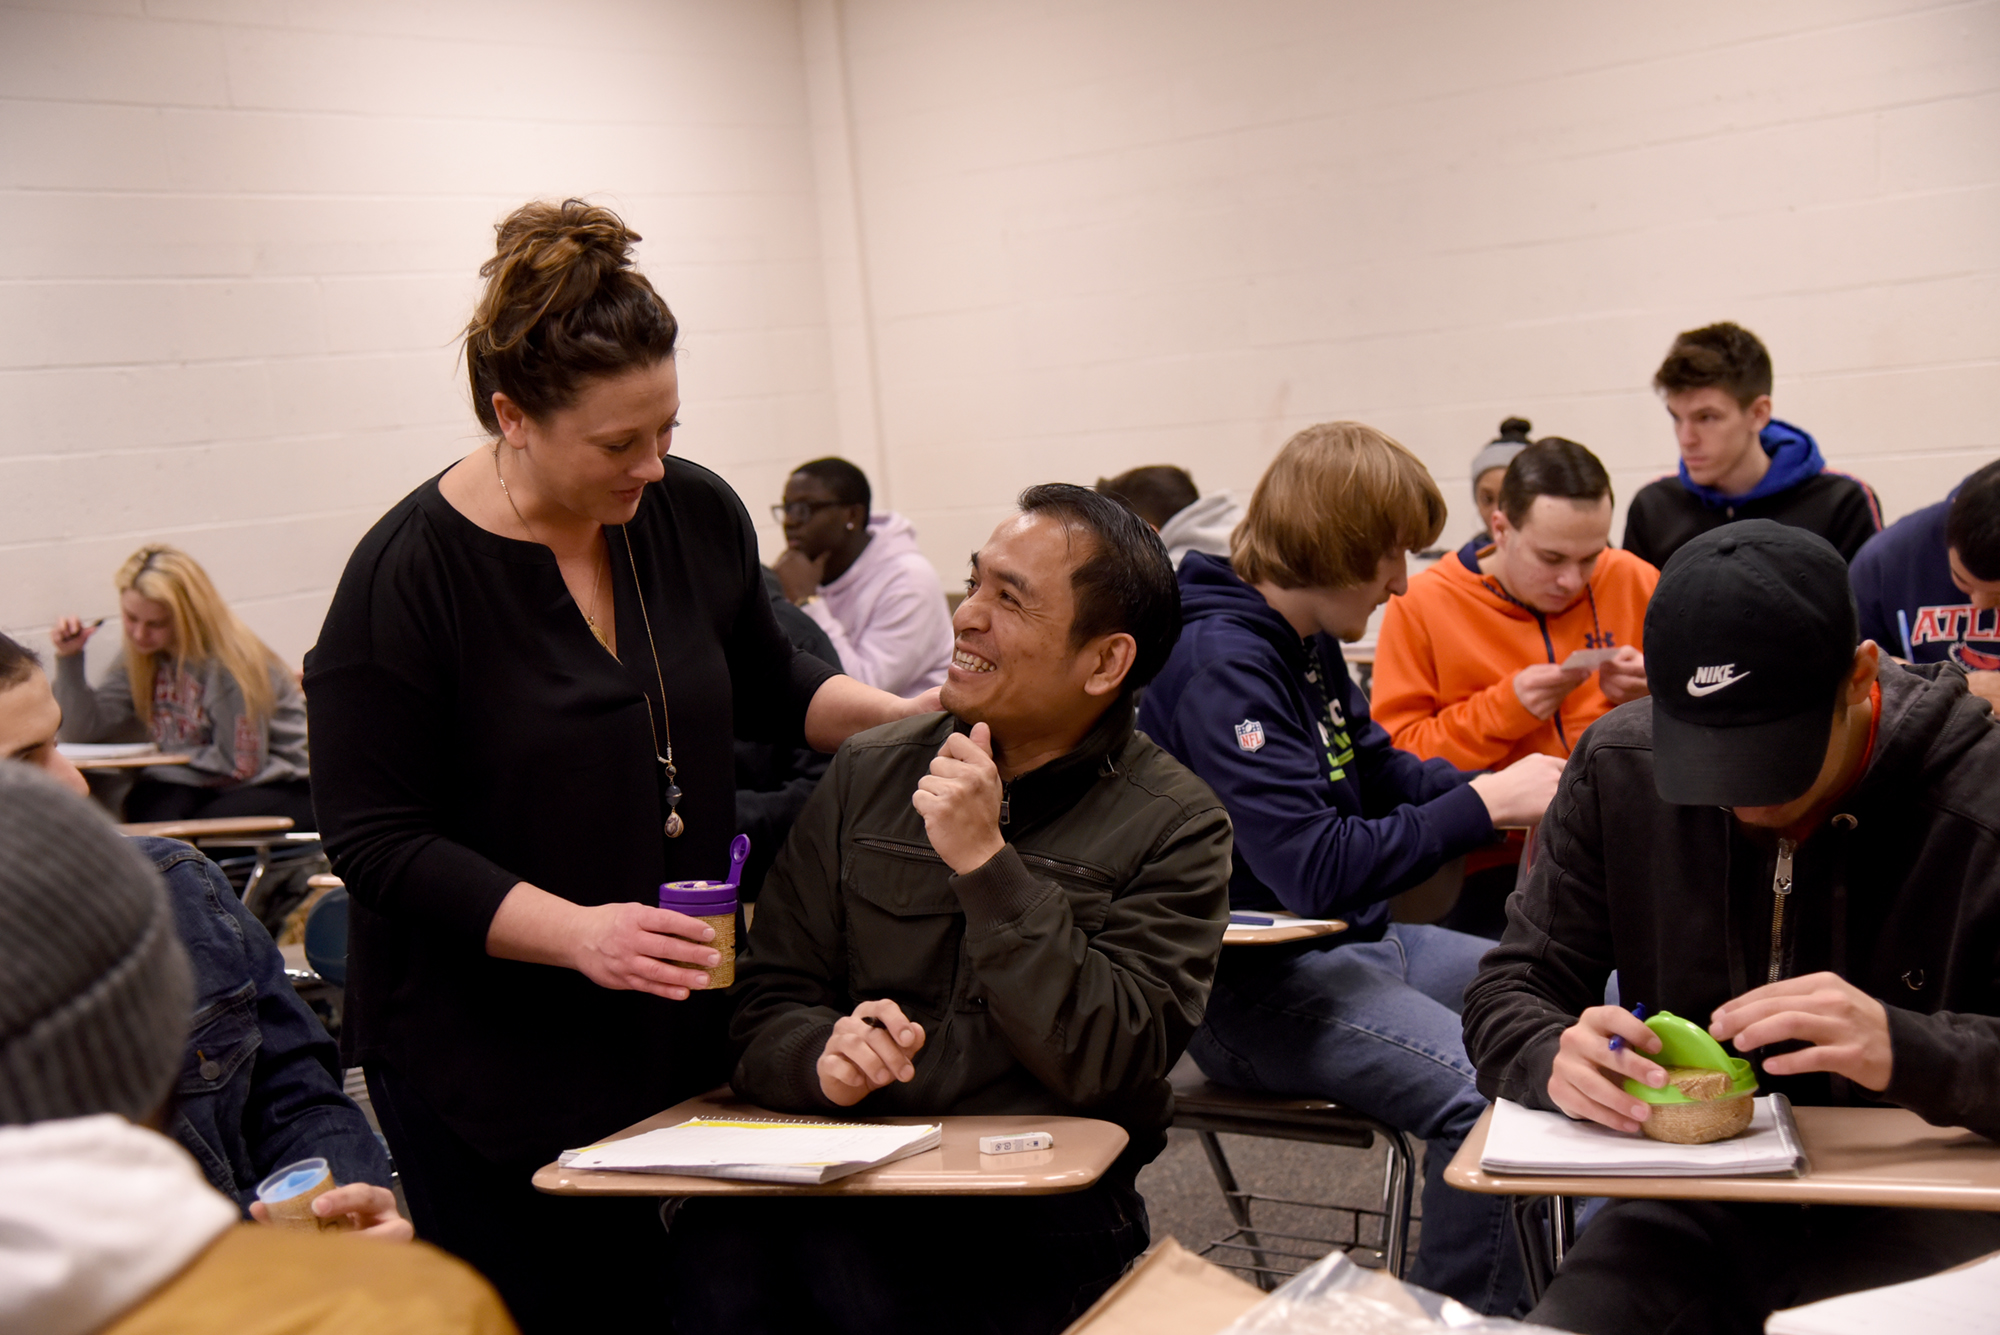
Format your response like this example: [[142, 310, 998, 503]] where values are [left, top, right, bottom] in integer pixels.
[[1686, 670, 1751, 697]]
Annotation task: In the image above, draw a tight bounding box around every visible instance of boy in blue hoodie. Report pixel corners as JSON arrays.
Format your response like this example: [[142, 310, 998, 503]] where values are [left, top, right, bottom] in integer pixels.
[[1138, 422, 1564, 1315], [1849, 459, 2000, 705], [1621, 323, 1881, 568]]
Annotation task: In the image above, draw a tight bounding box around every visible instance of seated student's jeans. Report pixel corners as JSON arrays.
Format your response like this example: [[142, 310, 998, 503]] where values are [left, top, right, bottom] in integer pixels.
[[1532, 1198, 2000, 1335], [661, 1173, 1147, 1335], [1188, 922, 1524, 1315]]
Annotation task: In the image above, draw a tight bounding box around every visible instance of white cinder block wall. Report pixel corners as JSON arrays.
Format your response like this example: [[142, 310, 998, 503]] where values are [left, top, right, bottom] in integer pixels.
[[5, 0, 1996, 673], [828, 0, 2000, 580], [0, 0, 840, 666]]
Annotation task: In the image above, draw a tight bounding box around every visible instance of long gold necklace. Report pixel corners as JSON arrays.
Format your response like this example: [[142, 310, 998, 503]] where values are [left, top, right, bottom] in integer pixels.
[[620, 526, 684, 839], [494, 446, 609, 650]]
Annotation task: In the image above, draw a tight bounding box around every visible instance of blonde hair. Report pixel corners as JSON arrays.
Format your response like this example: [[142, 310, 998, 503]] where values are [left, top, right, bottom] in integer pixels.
[[1232, 422, 1447, 590], [116, 546, 281, 726]]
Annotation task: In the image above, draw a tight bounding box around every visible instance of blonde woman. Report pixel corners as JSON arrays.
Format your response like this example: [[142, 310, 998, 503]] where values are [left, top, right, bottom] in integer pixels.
[[51, 545, 312, 825]]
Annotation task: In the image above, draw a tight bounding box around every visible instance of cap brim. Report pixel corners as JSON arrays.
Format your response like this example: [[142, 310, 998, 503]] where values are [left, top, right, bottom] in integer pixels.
[[1651, 705, 1833, 807]]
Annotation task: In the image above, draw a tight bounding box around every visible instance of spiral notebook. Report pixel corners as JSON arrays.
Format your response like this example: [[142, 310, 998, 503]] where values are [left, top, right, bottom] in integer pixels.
[[1480, 1095, 1807, 1177], [559, 1116, 942, 1185]]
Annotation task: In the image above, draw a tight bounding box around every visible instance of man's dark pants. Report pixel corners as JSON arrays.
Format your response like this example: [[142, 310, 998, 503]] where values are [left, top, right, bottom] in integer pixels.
[[661, 1173, 1147, 1335], [1532, 1197, 2000, 1335]]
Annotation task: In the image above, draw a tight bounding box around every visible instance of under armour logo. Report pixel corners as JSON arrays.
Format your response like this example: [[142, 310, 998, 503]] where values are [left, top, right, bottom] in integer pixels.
[[1686, 664, 1751, 698]]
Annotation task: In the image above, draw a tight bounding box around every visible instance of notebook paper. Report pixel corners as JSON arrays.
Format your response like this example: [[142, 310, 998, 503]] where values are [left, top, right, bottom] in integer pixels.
[[1480, 1096, 1806, 1177], [560, 1117, 942, 1185], [1768, 1251, 2000, 1335]]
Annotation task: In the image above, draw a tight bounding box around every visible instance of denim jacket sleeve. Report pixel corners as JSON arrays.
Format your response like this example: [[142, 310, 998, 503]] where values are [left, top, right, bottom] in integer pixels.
[[137, 838, 392, 1210]]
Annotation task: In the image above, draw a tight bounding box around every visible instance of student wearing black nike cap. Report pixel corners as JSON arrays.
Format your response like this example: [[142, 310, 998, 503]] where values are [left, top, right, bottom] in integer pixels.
[[1462, 520, 2000, 1334]]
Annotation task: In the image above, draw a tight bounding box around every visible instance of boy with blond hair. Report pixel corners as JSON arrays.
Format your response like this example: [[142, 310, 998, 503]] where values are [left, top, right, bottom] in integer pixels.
[[1138, 422, 1563, 1315]]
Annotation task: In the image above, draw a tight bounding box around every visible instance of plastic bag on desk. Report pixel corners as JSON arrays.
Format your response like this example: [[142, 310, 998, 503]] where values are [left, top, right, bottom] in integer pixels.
[[1216, 1251, 1559, 1334]]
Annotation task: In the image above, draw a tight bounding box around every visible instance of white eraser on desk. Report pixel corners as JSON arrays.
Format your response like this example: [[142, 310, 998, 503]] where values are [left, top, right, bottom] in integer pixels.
[[979, 1132, 1054, 1155]]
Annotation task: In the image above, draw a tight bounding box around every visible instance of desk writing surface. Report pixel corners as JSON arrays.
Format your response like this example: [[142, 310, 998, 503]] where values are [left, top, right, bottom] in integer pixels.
[[533, 1087, 1126, 1198], [1222, 912, 1346, 946], [1446, 1104, 2000, 1209], [64, 748, 191, 771], [116, 815, 294, 840]]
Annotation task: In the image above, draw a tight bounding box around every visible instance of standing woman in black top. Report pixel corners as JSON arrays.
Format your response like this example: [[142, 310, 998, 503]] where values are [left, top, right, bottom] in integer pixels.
[[305, 200, 934, 1332]]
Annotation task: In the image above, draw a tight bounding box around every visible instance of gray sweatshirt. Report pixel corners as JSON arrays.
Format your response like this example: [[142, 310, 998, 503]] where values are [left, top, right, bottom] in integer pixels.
[[54, 652, 309, 788]]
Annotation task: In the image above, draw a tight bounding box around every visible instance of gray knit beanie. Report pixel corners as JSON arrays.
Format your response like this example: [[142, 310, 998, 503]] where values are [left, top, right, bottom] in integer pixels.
[[0, 764, 191, 1126]]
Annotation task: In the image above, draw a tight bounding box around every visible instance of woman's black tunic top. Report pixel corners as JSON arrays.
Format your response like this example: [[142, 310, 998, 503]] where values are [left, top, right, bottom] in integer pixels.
[[306, 460, 836, 1161]]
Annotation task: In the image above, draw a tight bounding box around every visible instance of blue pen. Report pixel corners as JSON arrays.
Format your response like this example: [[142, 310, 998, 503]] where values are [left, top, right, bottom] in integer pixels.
[[1897, 609, 1915, 662], [1607, 1002, 1648, 1052]]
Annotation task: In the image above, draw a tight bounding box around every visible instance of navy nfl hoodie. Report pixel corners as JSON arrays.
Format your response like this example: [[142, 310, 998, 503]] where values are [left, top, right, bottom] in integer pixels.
[[1138, 553, 1496, 937]]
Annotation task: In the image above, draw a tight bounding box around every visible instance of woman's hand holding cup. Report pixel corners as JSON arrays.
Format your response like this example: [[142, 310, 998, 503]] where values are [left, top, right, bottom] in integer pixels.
[[568, 901, 721, 1001]]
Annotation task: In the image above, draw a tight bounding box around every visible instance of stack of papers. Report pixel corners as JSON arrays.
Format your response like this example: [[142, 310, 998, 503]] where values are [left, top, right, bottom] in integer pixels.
[[1480, 1096, 1806, 1177], [560, 1116, 942, 1185], [56, 743, 160, 760], [1769, 1252, 2000, 1334]]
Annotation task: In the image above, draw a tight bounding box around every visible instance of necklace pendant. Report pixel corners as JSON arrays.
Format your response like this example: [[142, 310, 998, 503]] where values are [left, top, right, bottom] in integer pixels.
[[588, 617, 608, 650], [665, 811, 684, 838]]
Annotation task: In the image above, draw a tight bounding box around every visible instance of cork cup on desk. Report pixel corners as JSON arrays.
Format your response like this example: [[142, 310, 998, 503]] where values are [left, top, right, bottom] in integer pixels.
[[658, 833, 750, 989]]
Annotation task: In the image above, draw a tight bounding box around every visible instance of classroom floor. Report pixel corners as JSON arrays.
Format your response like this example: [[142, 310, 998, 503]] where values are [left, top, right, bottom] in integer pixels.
[[1135, 1126, 1423, 1284]]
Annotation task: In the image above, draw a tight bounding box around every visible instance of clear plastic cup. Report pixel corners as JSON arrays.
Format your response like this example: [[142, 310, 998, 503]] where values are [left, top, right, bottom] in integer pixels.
[[255, 1157, 352, 1232]]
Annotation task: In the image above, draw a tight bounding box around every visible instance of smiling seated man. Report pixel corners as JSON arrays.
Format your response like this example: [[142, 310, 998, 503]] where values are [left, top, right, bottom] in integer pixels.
[[667, 484, 1233, 1335], [0, 631, 405, 1237], [1463, 521, 2000, 1334], [1373, 438, 1659, 935]]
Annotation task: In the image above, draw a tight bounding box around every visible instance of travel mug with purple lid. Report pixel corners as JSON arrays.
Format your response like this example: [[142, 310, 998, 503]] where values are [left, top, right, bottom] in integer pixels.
[[659, 834, 750, 988]]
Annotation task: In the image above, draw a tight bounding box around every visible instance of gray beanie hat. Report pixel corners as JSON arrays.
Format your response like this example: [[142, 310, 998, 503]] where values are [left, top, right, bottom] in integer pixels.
[[1470, 416, 1533, 480], [0, 765, 191, 1126]]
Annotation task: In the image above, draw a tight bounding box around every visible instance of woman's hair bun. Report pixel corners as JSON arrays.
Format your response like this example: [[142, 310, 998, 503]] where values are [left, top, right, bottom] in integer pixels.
[[1498, 416, 1532, 441], [464, 198, 678, 435]]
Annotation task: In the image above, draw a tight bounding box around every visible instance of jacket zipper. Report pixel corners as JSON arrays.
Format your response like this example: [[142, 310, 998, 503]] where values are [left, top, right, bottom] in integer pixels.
[[1766, 838, 1796, 984]]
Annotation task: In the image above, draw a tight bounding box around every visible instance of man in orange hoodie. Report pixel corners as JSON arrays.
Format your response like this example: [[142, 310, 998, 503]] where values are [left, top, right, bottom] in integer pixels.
[[1374, 438, 1659, 933]]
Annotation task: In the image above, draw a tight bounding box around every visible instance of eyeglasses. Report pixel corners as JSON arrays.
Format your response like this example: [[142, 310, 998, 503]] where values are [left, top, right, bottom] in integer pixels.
[[771, 501, 845, 524]]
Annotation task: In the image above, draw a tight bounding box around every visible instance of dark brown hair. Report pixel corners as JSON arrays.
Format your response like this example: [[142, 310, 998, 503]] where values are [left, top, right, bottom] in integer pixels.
[[1498, 437, 1614, 528], [1095, 466, 1200, 529], [1232, 422, 1445, 590], [0, 632, 40, 690], [1653, 322, 1773, 408], [464, 199, 679, 435]]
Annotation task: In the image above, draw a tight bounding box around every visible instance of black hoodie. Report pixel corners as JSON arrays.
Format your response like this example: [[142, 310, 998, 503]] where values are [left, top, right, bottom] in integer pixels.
[[1463, 662, 2000, 1137]]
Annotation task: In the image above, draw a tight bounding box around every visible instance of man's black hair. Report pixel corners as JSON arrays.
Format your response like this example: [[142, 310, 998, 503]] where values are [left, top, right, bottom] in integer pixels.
[[1094, 466, 1200, 530], [791, 457, 871, 512], [0, 631, 41, 690], [1947, 459, 2000, 582], [1018, 483, 1181, 692], [1498, 437, 1615, 529]]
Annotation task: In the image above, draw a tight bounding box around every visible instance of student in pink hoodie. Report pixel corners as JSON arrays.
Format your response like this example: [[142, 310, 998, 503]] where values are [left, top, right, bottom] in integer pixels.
[[772, 458, 955, 698]]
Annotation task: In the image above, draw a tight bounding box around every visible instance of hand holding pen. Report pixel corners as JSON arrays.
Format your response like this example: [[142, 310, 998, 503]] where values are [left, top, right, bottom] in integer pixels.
[[50, 615, 105, 658], [1545, 1000, 1668, 1134]]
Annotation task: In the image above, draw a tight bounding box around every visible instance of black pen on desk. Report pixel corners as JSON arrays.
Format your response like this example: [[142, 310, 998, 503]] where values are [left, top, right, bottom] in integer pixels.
[[1607, 1002, 1648, 1052]]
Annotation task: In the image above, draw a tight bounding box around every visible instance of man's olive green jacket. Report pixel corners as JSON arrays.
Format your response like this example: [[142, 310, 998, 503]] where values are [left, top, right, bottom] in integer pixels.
[[730, 703, 1232, 1164]]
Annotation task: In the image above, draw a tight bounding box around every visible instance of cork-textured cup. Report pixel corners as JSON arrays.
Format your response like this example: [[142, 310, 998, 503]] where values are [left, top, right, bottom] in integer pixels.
[[1639, 1068, 1757, 1145], [659, 880, 738, 989]]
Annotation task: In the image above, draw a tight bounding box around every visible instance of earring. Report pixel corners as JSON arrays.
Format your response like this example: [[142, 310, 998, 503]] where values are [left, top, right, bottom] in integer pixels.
[[846, 523, 855, 531]]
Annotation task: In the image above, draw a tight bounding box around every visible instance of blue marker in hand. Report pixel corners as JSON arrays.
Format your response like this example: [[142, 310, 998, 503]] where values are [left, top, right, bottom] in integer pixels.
[[1607, 1002, 1648, 1052]]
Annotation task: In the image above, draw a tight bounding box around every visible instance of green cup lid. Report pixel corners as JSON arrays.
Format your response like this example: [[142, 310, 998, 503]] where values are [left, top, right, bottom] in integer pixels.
[[1621, 1010, 1758, 1105]]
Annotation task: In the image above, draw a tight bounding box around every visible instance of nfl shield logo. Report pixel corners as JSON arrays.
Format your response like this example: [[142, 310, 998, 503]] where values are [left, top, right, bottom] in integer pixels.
[[1234, 719, 1266, 753]]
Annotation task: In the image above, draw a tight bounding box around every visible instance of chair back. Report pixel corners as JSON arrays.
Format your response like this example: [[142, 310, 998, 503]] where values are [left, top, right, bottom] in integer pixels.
[[303, 885, 349, 989]]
